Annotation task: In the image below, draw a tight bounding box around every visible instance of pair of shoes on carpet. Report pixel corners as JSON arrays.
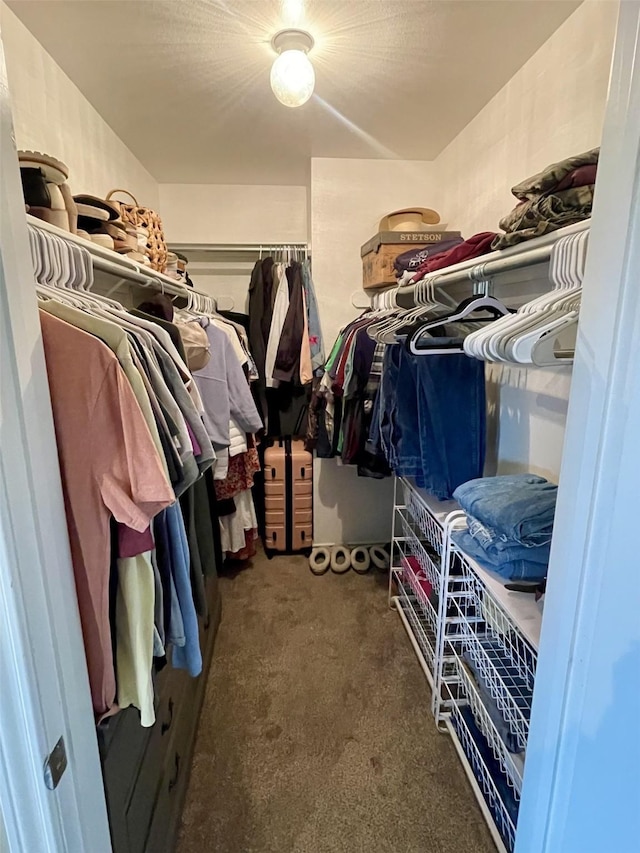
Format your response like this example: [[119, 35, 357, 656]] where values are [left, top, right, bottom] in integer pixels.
[[309, 544, 391, 576]]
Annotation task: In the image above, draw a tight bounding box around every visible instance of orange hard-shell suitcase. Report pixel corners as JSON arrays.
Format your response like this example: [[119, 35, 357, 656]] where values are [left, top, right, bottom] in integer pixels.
[[263, 438, 313, 553]]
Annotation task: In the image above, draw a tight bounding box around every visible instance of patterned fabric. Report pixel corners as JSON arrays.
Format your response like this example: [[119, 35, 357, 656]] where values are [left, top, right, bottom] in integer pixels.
[[509, 147, 599, 201], [214, 447, 260, 501], [493, 148, 598, 250], [492, 186, 594, 249]]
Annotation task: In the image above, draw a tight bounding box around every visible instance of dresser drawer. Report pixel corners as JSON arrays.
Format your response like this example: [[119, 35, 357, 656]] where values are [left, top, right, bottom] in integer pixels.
[[124, 683, 182, 853], [144, 701, 192, 853]]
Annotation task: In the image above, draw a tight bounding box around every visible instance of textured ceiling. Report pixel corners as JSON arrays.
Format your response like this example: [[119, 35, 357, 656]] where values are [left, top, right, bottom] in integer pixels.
[[7, 0, 580, 185]]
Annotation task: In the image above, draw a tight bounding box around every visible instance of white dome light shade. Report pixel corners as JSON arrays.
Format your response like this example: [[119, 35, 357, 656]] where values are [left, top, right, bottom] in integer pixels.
[[270, 49, 315, 107]]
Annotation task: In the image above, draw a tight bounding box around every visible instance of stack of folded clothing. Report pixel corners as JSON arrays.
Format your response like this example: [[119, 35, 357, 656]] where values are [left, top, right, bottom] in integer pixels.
[[409, 231, 498, 283], [394, 234, 464, 279], [492, 148, 598, 250], [451, 474, 558, 581]]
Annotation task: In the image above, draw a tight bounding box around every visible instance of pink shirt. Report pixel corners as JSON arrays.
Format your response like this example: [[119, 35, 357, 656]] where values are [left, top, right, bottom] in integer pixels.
[[40, 311, 175, 717]]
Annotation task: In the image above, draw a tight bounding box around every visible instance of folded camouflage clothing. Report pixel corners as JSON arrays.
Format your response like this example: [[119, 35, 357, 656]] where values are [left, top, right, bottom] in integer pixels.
[[492, 147, 598, 250]]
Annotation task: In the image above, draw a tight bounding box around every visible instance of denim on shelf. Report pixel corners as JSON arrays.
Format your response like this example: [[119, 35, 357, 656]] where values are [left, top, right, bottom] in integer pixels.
[[452, 529, 548, 582], [453, 474, 558, 546], [467, 516, 551, 566]]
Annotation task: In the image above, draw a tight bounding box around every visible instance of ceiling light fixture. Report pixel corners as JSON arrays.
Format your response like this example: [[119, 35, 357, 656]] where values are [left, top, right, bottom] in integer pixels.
[[270, 28, 315, 108]]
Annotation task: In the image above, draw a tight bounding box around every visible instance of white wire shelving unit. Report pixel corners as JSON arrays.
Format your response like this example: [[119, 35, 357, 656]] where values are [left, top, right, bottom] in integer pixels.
[[390, 477, 542, 853], [389, 477, 458, 700]]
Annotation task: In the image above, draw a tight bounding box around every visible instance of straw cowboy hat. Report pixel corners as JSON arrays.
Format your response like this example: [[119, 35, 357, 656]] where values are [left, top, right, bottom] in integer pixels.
[[378, 207, 440, 232]]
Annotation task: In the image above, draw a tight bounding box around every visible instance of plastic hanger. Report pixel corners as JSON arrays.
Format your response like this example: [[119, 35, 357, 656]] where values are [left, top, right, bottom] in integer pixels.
[[377, 279, 444, 344], [406, 294, 511, 355], [530, 312, 579, 366]]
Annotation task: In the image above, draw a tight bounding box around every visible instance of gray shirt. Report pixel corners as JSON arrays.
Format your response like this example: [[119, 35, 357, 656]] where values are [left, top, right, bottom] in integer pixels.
[[194, 320, 263, 449]]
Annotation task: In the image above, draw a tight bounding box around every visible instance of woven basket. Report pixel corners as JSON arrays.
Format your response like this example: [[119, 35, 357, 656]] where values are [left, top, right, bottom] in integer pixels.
[[106, 189, 168, 273]]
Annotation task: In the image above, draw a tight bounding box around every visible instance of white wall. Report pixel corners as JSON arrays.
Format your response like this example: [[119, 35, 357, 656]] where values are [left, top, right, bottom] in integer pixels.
[[434, 0, 617, 238], [0, 2, 159, 207], [310, 158, 437, 545], [433, 0, 617, 484], [158, 184, 308, 245]]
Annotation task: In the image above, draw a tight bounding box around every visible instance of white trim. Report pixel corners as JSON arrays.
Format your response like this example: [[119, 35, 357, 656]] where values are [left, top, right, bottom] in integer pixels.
[[0, 36, 110, 853], [516, 2, 640, 850]]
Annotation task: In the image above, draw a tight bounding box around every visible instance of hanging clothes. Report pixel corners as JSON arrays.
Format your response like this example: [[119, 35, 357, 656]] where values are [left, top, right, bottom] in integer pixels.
[[248, 253, 321, 439], [39, 310, 175, 718], [37, 262, 263, 727], [183, 304, 264, 562], [192, 318, 263, 450], [312, 302, 488, 496]]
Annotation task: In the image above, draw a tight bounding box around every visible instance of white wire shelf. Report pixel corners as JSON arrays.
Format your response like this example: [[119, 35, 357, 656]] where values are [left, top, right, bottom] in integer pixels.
[[445, 705, 515, 853], [400, 476, 459, 536], [391, 476, 542, 852], [446, 512, 543, 651], [395, 508, 442, 595], [393, 574, 437, 686], [454, 654, 525, 795]]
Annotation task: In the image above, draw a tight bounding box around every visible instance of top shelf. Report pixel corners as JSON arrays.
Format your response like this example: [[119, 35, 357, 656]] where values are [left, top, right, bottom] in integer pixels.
[[27, 214, 190, 298], [393, 219, 590, 305]]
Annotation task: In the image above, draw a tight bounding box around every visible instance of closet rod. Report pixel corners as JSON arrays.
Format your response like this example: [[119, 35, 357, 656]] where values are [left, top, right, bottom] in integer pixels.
[[168, 242, 309, 253], [391, 219, 590, 308], [27, 214, 189, 298]]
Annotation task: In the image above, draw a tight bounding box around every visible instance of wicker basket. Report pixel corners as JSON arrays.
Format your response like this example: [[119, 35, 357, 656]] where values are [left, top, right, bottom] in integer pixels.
[[105, 189, 168, 273]]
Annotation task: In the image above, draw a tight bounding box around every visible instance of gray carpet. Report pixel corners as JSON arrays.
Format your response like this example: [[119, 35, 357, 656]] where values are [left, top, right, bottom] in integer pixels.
[[177, 551, 495, 853]]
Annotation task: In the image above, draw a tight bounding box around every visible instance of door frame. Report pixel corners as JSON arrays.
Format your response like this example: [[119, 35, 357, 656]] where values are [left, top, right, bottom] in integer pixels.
[[0, 36, 111, 853], [1, 2, 640, 852], [516, 1, 640, 850]]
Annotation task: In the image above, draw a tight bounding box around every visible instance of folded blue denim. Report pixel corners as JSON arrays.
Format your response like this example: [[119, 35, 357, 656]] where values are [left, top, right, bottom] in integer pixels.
[[452, 529, 548, 581], [467, 516, 551, 566], [453, 474, 557, 546]]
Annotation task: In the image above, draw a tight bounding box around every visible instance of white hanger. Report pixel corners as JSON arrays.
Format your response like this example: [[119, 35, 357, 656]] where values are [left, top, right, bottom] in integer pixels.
[[464, 231, 586, 364]]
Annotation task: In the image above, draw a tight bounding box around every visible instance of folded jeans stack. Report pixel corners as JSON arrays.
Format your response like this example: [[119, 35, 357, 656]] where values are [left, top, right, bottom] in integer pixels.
[[451, 474, 558, 581]]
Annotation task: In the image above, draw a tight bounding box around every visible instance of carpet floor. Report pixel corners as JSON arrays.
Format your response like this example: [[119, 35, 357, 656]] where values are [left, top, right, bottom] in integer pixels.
[[177, 550, 496, 853]]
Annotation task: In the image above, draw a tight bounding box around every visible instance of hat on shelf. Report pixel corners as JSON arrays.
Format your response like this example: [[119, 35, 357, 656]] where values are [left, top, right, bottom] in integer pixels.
[[18, 150, 69, 185], [164, 251, 181, 279], [77, 208, 110, 226], [90, 233, 115, 250], [73, 194, 120, 221], [377, 207, 441, 232], [19, 152, 76, 233], [100, 221, 128, 241]]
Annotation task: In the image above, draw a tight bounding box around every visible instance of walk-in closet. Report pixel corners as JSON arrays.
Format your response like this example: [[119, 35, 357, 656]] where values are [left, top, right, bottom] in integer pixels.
[[1, 2, 639, 852]]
